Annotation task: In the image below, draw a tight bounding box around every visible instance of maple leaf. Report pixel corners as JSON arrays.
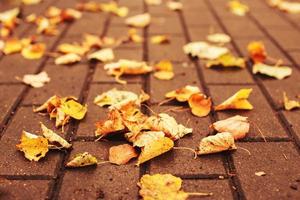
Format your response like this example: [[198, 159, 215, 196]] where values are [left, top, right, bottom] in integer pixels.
[[3, 38, 23, 55], [16, 131, 49, 161], [109, 144, 138, 165], [215, 88, 253, 111], [57, 43, 88, 56], [137, 137, 174, 166], [125, 13, 151, 28], [197, 132, 237, 155], [283, 92, 300, 111], [211, 115, 249, 140], [252, 63, 292, 80], [66, 152, 98, 167], [188, 93, 212, 117], [40, 123, 71, 149], [82, 33, 102, 49], [19, 71, 50, 88]]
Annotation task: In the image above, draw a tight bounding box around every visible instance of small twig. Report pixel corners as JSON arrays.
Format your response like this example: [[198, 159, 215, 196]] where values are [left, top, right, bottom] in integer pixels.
[[252, 122, 267, 142], [95, 134, 105, 142], [48, 144, 64, 150], [141, 104, 157, 115], [237, 146, 251, 156], [158, 97, 175, 106], [173, 146, 197, 159], [282, 153, 288, 160], [188, 192, 213, 197]]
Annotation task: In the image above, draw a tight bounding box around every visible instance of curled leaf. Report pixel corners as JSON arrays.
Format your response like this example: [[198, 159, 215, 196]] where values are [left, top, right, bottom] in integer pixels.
[[283, 92, 300, 111], [109, 144, 138, 165], [188, 93, 211, 117], [215, 88, 253, 111], [66, 152, 98, 168], [252, 63, 292, 80], [197, 132, 237, 155], [55, 53, 81, 65], [40, 123, 71, 149], [16, 131, 49, 161], [20, 71, 50, 88], [87, 48, 114, 62], [61, 99, 87, 120], [206, 53, 245, 68], [165, 85, 201, 102], [125, 13, 151, 28], [211, 115, 249, 140]]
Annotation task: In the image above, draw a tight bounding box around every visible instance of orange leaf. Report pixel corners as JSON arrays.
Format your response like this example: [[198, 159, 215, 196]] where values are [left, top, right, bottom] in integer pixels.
[[109, 144, 138, 165], [247, 41, 267, 63], [188, 93, 211, 117]]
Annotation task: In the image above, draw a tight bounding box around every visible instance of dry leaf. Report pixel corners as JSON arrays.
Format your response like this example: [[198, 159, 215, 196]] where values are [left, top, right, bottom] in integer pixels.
[[138, 174, 189, 200], [21, 43, 46, 60], [215, 88, 253, 111], [82, 33, 102, 49], [87, 48, 114, 62], [137, 137, 174, 165], [151, 35, 170, 44], [165, 85, 201, 102], [183, 41, 229, 60], [206, 33, 231, 44], [61, 99, 87, 120], [125, 13, 151, 28], [76, 2, 101, 12], [57, 43, 88, 56], [268, 0, 300, 14], [167, 1, 183, 11], [206, 53, 245, 68], [40, 123, 71, 149], [132, 131, 165, 147], [61, 8, 82, 22], [252, 63, 292, 80], [66, 152, 98, 167], [36, 17, 59, 36], [247, 41, 267, 64], [55, 53, 81, 65], [145, 113, 192, 140], [100, 2, 129, 17], [3, 38, 23, 55], [109, 144, 138, 165], [145, 0, 162, 6], [197, 132, 237, 155], [283, 92, 300, 111], [16, 131, 49, 161], [188, 93, 212, 117], [0, 8, 19, 28], [20, 71, 50, 88], [22, 0, 42, 5], [154, 60, 174, 80], [211, 115, 249, 140], [128, 28, 143, 43], [228, 0, 249, 16]]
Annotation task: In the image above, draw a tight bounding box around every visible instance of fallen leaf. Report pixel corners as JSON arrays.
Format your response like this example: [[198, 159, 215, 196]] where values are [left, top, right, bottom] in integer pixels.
[[125, 13, 151, 28], [66, 152, 98, 167], [57, 43, 88, 56], [206, 33, 231, 44], [165, 85, 201, 102], [3, 38, 23, 55], [150, 35, 170, 44], [228, 0, 249, 16], [137, 137, 174, 165], [283, 92, 300, 111], [154, 60, 174, 80], [100, 2, 129, 17], [197, 132, 237, 155], [215, 88, 253, 111], [211, 115, 249, 140], [132, 131, 165, 147], [21, 43, 46, 60], [145, 0, 162, 6], [55, 53, 81, 65], [61, 99, 87, 120], [87, 48, 114, 62], [82, 33, 102, 49], [252, 63, 292, 80], [145, 113, 192, 140], [188, 93, 212, 117], [268, 0, 300, 14], [255, 171, 266, 176], [36, 17, 59, 36], [247, 41, 267, 63], [167, 1, 183, 11], [109, 144, 138, 165], [40, 123, 71, 149], [61, 8, 82, 22], [206, 53, 245, 68], [0, 8, 20, 29], [22, 0, 42, 5], [128, 28, 143, 43], [76, 2, 101, 12], [138, 174, 189, 200], [20, 71, 50, 88], [16, 131, 49, 161]]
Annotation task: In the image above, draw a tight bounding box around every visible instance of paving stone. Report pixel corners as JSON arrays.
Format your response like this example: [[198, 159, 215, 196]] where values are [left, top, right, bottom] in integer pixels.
[[267, 28, 300, 51], [233, 142, 300, 199], [0, 179, 51, 200], [209, 85, 288, 139], [282, 110, 300, 141], [58, 141, 139, 200], [183, 11, 218, 27], [0, 107, 62, 176], [149, 15, 182, 35], [188, 26, 224, 41], [288, 51, 300, 67]]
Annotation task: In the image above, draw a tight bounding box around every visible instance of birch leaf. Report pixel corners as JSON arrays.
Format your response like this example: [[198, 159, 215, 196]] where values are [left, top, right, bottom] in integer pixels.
[[66, 152, 98, 167], [21, 71, 50, 88], [125, 13, 151, 28], [109, 144, 138, 165], [283, 92, 300, 111], [55, 53, 81, 65], [61, 99, 87, 120], [16, 131, 49, 161], [87, 48, 114, 62], [206, 53, 245, 68], [215, 88, 253, 111], [188, 93, 212, 117], [252, 63, 292, 80], [197, 132, 237, 155], [137, 137, 174, 166], [40, 123, 71, 148], [165, 85, 201, 102]]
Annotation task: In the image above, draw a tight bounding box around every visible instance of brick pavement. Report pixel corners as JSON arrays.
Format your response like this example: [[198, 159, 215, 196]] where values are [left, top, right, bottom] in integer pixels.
[[0, 0, 300, 199]]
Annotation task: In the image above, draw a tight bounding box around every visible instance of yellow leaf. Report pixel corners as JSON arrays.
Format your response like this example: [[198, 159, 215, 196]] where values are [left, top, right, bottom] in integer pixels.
[[165, 85, 201, 102], [138, 174, 188, 200], [57, 43, 88, 56], [228, 0, 249, 16], [66, 152, 98, 168], [150, 35, 170, 44], [128, 28, 143, 43], [188, 93, 212, 117], [87, 48, 114, 62], [167, 1, 183, 11], [55, 53, 81, 65], [269, 0, 300, 14], [252, 63, 292, 80], [131, 131, 165, 147], [22, 0, 42, 5], [21, 71, 50, 88], [206, 53, 245, 68], [21, 43, 46, 60], [154, 60, 174, 80], [16, 131, 49, 161], [215, 88, 253, 111], [211, 115, 249, 140], [206, 33, 231, 44], [40, 123, 71, 148], [61, 99, 87, 120], [145, 0, 162, 6], [3, 38, 23, 55], [283, 92, 300, 111], [76, 2, 101, 12], [109, 144, 138, 165], [82, 33, 102, 49], [137, 137, 174, 166], [197, 132, 237, 155], [125, 13, 151, 28]]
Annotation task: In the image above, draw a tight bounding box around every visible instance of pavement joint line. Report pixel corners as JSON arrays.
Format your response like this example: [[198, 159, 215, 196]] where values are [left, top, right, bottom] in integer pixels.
[[0, 175, 53, 180], [179, 174, 229, 180]]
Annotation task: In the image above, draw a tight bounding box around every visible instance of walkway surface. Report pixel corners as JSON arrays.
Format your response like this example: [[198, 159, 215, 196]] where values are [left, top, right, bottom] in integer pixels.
[[0, 0, 300, 199]]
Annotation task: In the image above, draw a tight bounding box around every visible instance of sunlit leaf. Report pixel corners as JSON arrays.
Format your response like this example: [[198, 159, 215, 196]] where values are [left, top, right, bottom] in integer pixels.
[[87, 48, 114, 62], [252, 63, 292, 80], [55, 53, 81, 65], [165, 85, 201, 102], [206, 33, 231, 44], [206, 53, 245, 68], [125, 13, 151, 28], [66, 152, 98, 167], [283, 92, 300, 111], [20, 71, 50, 88], [188, 93, 212, 117], [21, 43, 46, 60], [40, 123, 71, 148], [61, 99, 87, 120], [109, 144, 138, 165]]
